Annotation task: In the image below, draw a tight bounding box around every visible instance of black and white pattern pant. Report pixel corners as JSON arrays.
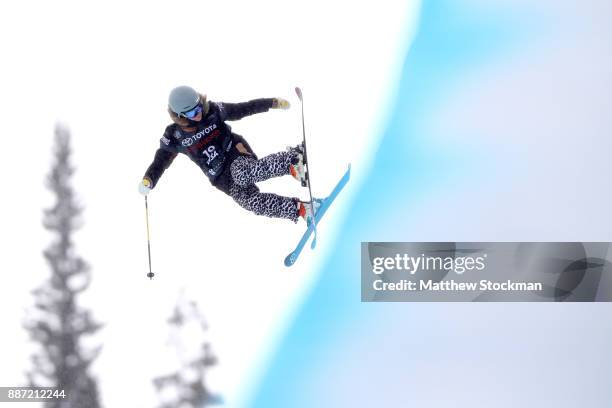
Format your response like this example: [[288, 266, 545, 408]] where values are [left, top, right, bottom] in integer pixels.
[[228, 151, 299, 222]]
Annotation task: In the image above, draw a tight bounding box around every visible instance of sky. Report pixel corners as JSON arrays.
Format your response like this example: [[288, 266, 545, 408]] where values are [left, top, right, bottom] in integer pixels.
[[0, 1, 419, 407]]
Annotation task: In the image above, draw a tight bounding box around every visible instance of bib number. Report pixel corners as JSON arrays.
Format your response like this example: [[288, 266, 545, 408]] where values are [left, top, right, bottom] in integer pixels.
[[203, 145, 219, 165]]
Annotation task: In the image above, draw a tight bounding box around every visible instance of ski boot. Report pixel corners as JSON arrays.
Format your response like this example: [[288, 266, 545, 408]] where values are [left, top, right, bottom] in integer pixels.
[[288, 143, 308, 187], [298, 198, 323, 225]]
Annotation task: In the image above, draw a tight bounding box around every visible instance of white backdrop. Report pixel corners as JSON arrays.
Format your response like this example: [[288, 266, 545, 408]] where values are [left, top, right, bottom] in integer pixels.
[[0, 1, 419, 407]]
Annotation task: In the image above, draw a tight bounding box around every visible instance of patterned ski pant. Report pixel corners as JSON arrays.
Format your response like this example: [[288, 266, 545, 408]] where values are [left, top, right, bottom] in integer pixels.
[[228, 151, 300, 222]]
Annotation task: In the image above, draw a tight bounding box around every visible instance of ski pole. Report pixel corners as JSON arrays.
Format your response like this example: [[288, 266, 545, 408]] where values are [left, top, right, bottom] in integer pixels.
[[144, 196, 155, 280]]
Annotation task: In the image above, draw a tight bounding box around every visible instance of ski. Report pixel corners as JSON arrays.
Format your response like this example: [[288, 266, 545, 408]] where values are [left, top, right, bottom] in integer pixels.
[[294, 86, 319, 248], [284, 164, 351, 267]]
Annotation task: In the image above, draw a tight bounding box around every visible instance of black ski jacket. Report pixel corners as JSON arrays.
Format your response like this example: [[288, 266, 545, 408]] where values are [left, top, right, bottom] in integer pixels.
[[143, 98, 275, 194]]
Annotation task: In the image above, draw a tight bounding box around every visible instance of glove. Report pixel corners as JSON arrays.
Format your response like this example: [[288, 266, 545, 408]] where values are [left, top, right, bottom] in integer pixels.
[[272, 98, 291, 110], [139, 178, 152, 196]]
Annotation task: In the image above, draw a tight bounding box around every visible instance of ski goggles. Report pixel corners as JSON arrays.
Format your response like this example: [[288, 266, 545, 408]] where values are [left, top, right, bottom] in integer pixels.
[[180, 104, 203, 119]]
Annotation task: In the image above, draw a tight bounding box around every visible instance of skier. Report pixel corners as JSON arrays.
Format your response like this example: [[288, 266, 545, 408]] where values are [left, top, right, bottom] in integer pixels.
[[138, 86, 317, 223]]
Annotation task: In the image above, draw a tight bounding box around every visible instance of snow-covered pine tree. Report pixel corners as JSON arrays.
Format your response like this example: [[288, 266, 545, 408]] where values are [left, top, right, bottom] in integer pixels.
[[25, 124, 103, 408], [153, 294, 221, 407]]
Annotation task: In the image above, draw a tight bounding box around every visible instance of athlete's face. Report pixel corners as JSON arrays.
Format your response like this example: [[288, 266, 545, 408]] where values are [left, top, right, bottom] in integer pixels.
[[191, 111, 203, 122]]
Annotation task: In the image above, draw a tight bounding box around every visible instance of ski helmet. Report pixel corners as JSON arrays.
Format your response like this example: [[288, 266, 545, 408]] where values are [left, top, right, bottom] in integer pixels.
[[168, 86, 200, 115]]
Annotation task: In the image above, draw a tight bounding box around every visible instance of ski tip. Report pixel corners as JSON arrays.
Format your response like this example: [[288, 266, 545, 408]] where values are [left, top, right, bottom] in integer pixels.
[[295, 87, 303, 101], [284, 253, 297, 267]]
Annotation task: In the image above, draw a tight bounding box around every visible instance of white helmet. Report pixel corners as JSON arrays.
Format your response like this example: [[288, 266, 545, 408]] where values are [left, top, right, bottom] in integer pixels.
[[168, 86, 200, 115]]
